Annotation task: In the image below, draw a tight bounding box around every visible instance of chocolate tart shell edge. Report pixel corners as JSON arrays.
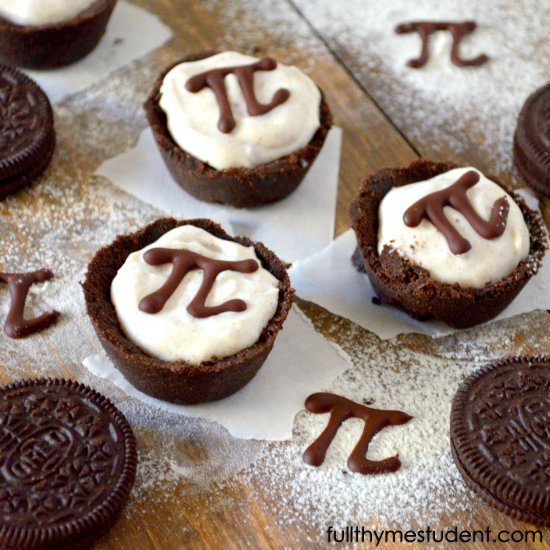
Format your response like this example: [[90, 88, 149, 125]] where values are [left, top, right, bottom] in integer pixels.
[[0, 0, 117, 69], [143, 52, 333, 208], [450, 356, 550, 526], [350, 159, 548, 329], [0, 133, 55, 201], [82, 218, 294, 404]]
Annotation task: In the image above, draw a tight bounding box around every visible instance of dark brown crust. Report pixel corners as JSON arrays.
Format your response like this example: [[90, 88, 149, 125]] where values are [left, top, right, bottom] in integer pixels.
[[450, 357, 550, 527], [513, 83, 550, 199], [82, 218, 294, 404], [0, 0, 117, 69], [0, 378, 137, 550], [0, 65, 55, 201], [350, 159, 548, 329], [143, 52, 333, 208]]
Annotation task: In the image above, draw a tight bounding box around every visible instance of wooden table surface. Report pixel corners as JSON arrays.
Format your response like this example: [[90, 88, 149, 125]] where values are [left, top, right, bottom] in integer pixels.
[[0, 1, 549, 548]]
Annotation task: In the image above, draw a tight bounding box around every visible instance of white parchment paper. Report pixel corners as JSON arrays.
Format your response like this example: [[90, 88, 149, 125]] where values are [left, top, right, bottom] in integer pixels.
[[26, 1, 172, 102], [94, 127, 342, 263]]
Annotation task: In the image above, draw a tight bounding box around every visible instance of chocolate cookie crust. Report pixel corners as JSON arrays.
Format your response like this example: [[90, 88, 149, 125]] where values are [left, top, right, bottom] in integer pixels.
[[0, 64, 55, 201], [514, 83, 550, 199], [0, 0, 117, 70], [450, 357, 550, 526], [144, 52, 333, 208], [350, 159, 547, 329], [0, 378, 137, 549], [83, 218, 294, 404]]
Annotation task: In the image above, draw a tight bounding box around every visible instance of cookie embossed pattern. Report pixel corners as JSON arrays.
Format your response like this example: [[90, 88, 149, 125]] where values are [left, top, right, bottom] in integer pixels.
[[0, 0, 544, 544], [0, 379, 137, 549]]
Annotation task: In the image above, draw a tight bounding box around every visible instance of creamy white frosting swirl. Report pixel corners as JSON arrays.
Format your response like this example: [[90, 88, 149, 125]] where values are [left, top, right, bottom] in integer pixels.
[[159, 51, 322, 170], [378, 167, 530, 288], [0, 0, 97, 26], [111, 225, 280, 364]]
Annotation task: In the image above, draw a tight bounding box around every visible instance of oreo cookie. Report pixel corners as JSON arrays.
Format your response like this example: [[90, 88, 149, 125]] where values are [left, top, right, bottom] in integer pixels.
[[450, 357, 550, 526], [0, 64, 55, 201], [513, 83, 550, 198], [0, 0, 117, 70], [0, 379, 137, 549]]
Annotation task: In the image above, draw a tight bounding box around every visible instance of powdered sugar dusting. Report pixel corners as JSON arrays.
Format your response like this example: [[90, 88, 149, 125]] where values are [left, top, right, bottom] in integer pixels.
[[292, 0, 550, 181], [0, 0, 549, 536]]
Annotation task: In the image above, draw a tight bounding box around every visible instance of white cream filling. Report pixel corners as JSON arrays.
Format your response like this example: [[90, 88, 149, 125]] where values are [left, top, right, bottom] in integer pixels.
[[111, 225, 280, 364], [0, 0, 96, 26], [159, 51, 322, 170], [378, 167, 530, 288]]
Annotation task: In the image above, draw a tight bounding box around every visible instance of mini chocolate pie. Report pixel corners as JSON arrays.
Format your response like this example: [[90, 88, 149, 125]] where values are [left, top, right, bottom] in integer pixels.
[[0, 378, 137, 549], [0, 0, 117, 70], [450, 357, 550, 526], [83, 218, 294, 404], [144, 52, 333, 208], [302, 392, 412, 475], [514, 83, 550, 199], [0, 64, 55, 201], [350, 159, 547, 329]]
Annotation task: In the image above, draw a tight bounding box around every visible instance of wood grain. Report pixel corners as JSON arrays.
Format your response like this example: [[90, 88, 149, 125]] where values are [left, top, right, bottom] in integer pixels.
[[0, 0, 547, 549]]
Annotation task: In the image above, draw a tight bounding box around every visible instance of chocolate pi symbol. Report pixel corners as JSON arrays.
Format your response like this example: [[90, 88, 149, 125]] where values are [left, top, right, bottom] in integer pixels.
[[403, 170, 509, 255], [395, 21, 489, 69], [138, 247, 259, 319], [185, 57, 290, 133], [0, 269, 60, 339], [302, 393, 413, 475]]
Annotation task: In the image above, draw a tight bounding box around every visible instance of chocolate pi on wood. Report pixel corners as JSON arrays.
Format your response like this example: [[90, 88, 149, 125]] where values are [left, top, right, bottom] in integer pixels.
[[302, 393, 413, 475], [0, 269, 60, 339], [139, 247, 259, 318], [403, 170, 509, 255], [185, 57, 290, 133], [395, 21, 489, 69]]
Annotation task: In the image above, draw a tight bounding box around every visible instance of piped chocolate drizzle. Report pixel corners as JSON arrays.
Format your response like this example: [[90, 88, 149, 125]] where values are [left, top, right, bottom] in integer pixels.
[[395, 21, 488, 69], [302, 393, 413, 475], [138, 247, 259, 318], [185, 57, 290, 133], [403, 170, 509, 255], [0, 269, 60, 339]]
